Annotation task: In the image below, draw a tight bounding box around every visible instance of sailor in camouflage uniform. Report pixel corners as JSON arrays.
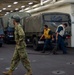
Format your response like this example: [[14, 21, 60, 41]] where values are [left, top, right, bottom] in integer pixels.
[[3, 15, 32, 75]]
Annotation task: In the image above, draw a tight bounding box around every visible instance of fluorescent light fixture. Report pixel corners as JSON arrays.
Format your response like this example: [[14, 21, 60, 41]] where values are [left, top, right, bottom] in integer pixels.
[[3, 8, 6, 10], [8, 5, 12, 7], [28, 2, 33, 5], [13, 2, 18, 4], [21, 5, 25, 8], [0, 10, 2, 12], [15, 8, 19, 10]]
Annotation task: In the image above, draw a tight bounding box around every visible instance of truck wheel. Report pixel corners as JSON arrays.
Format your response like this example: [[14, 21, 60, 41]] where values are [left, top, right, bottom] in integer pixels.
[[33, 37, 39, 50]]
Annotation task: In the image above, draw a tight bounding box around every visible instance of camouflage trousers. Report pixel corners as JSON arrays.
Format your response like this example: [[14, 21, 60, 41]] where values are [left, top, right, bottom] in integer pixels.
[[9, 45, 32, 72]]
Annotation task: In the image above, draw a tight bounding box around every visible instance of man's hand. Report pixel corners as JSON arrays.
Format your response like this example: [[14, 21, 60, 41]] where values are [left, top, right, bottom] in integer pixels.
[[16, 41, 20, 45], [40, 34, 44, 40], [56, 32, 58, 41], [52, 38, 54, 41], [56, 37, 58, 41]]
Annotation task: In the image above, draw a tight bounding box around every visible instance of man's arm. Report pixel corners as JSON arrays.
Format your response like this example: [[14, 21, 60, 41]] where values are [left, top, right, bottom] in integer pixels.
[[18, 26, 25, 42], [40, 34, 44, 40], [56, 26, 63, 41], [40, 30, 44, 40], [56, 32, 59, 41]]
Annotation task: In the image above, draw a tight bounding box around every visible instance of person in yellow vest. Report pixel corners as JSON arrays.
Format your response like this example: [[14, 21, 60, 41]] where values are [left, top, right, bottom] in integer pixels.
[[40, 25, 53, 53], [3, 15, 32, 75]]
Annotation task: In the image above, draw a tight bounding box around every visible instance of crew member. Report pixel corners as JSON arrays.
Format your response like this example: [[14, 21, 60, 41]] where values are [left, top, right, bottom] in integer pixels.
[[52, 23, 68, 54], [40, 25, 53, 53], [3, 15, 32, 75]]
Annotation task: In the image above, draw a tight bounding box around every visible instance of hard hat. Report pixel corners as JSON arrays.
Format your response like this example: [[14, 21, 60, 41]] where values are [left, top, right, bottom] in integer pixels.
[[11, 15, 21, 22]]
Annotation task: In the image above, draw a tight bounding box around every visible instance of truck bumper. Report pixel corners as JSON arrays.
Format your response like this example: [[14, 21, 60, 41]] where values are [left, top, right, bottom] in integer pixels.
[[38, 41, 44, 44]]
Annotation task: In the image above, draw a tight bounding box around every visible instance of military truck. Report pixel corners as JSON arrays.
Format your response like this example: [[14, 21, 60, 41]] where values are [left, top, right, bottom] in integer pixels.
[[23, 12, 71, 50], [2, 12, 31, 43], [0, 17, 4, 47]]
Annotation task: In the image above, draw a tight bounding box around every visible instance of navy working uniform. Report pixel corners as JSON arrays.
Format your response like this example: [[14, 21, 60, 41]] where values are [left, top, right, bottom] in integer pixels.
[[53, 24, 67, 54], [3, 15, 32, 75]]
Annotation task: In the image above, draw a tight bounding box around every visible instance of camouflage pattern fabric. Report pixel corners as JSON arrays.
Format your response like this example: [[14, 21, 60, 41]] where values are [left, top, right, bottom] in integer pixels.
[[9, 24, 32, 71]]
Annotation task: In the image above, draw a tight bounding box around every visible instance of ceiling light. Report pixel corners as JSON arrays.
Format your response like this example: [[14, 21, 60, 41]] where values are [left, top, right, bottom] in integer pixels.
[[21, 6, 25, 8], [13, 2, 18, 4], [0, 10, 2, 12], [5, 12, 9, 16], [5, 14, 7, 16], [3, 8, 6, 10], [15, 8, 19, 10], [28, 2, 33, 5], [6, 12, 9, 14], [8, 5, 12, 7]]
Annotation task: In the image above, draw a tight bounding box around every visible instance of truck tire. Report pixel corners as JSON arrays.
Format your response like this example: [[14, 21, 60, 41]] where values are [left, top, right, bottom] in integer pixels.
[[33, 37, 39, 50]]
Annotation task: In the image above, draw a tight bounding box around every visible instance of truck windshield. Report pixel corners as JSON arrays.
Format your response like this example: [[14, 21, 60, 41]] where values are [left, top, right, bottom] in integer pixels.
[[42, 13, 71, 34]]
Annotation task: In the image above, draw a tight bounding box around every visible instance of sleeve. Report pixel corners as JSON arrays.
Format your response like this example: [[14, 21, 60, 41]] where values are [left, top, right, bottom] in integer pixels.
[[57, 26, 63, 33], [17, 26, 25, 42]]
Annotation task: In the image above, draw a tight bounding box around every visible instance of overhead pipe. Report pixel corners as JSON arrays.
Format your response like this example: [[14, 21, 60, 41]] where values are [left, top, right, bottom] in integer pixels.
[[24, 0, 54, 11], [26, 0, 74, 13], [26, 1, 64, 13]]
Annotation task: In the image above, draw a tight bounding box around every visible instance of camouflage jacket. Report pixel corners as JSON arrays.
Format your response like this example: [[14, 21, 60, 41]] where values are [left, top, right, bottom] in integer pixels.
[[14, 24, 26, 49]]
